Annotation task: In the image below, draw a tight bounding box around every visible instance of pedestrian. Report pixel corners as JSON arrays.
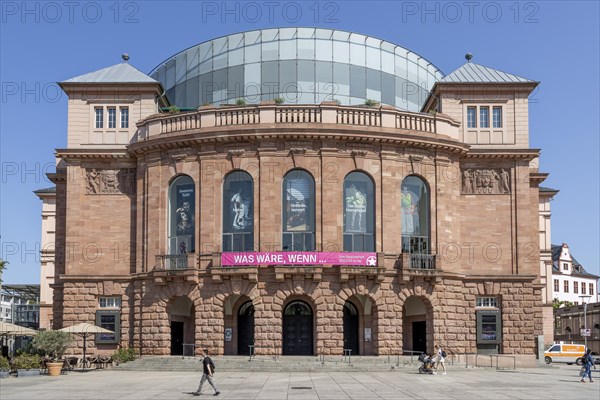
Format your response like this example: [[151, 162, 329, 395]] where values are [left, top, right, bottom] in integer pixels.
[[433, 344, 447, 375], [193, 349, 220, 396], [580, 349, 596, 383]]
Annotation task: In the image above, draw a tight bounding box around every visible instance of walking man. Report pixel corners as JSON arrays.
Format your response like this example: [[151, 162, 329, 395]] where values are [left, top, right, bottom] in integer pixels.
[[581, 348, 596, 383], [193, 349, 220, 396], [433, 344, 447, 375]]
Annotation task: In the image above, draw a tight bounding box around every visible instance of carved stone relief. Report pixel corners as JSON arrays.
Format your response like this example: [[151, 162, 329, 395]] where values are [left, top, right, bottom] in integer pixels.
[[461, 168, 511, 194], [86, 168, 136, 194]]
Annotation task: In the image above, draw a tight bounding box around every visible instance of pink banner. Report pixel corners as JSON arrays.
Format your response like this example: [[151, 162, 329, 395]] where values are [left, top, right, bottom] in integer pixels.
[[221, 252, 377, 267]]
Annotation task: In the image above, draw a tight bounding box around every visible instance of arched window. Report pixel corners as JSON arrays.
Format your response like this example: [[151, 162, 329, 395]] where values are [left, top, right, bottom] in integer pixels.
[[223, 171, 254, 251], [282, 170, 315, 251], [168, 175, 195, 254], [401, 176, 429, 254], [343, 171, 375, 251]]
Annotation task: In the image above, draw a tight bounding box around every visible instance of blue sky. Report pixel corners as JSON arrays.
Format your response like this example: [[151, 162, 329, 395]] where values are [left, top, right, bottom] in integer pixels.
[[1, 1, 599, 283]]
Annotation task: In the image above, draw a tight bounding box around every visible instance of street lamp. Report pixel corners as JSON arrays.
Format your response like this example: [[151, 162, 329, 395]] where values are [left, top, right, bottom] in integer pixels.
[[579, 295, 592, 349]]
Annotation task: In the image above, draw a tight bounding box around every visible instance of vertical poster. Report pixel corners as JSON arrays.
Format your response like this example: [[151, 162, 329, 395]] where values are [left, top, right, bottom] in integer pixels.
[[225, 180, 253, 232], [285, 178, 311, 231], [344, 181, 367, 233], [401, 185, 419, 235], [175, 184, 195, 253]]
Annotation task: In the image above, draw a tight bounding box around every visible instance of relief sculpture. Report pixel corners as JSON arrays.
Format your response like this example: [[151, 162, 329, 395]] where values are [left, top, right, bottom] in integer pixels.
[[461, 168, 510, 194], [86, 168, 136, 194]]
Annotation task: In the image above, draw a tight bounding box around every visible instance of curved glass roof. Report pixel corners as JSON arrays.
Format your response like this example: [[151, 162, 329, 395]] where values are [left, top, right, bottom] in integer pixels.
[[150, 28, 443, 112]]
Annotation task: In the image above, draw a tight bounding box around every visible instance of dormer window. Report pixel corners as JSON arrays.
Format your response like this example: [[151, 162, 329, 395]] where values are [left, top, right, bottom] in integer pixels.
[[562, 262, 568, 271]]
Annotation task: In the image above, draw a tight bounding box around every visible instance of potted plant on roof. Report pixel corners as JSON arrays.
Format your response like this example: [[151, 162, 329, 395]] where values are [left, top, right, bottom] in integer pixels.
[[0, 355, 10, 378], [32, 330, 73, 377]]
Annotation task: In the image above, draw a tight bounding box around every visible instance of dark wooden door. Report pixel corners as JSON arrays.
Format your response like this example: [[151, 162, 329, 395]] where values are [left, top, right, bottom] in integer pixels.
[[412, 321, 427, 354], [343, 302, 359, 355], [283, 301, 313, 355], [237, 302, 255, 356], [170, 321, 184, 355]]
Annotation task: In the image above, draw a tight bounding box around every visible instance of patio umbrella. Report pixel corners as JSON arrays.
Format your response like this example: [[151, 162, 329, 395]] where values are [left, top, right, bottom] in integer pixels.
[[59, 323, 113, 368], [0, 321, 38, 336]]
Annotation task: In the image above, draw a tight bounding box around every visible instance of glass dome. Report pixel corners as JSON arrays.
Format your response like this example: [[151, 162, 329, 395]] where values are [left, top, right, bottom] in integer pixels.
[[150, 28, 443, 112]]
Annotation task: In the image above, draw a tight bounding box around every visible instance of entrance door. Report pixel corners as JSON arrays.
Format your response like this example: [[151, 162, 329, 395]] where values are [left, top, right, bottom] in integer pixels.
[[237, 301, 255, 356], [412, 321, 426, 354], [283, 301, 313, 355], [343, 302, 359, 355], [171, 321, 184, 355]]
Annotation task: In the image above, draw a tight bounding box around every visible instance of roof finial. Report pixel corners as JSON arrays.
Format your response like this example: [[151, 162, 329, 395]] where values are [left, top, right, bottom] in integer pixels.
[[122, 53, 130, 62], [465, 53, 473, 63]]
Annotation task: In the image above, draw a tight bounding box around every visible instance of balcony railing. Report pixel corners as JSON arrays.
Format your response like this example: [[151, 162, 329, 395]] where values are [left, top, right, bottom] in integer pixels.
[[407, 253, 436, 270], [155, 254, 189, 270], [137, 102, 460, 140]]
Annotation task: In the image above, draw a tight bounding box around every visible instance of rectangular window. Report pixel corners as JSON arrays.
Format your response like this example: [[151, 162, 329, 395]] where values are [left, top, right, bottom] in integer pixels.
[[95, 108, 104, 129], [95, 310, 120, 344], [574, 281, 579, 294], [582, 282, 586, 294], [492, 106, 502, 128], [476, 297, 498, 308], [554, 279, 559, 292], [476, 310, 502, 344], [108, 107, 117, 128], [120, 107, 129, 128], [563, 262, 568, 270], [467, 106, 476, 128], [564, 281, 569, 293], [479, 106, 489, 128], [590, 283, 594, 295], [99, 297, 121, 309]]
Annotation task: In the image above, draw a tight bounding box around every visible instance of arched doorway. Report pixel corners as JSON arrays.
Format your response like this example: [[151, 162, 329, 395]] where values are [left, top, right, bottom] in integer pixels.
[[170, 296, 195, 356], [402, 296, 428, 354], [283, 301, 313, 355], [343, 301, 359, 355], [237, 301, 255, 356]]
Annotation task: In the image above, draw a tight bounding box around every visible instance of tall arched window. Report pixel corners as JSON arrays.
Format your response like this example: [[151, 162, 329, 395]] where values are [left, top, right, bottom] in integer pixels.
[[282, 170, 315, 251], [401, 176, 429, 254], [168, 175, 195, 254], [343, 171, 375, 251], [223, 171, 254, 251]]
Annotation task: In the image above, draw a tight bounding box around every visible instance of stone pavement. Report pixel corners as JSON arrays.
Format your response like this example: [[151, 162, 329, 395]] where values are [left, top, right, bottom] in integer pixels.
[[0, 364, 598, 399]]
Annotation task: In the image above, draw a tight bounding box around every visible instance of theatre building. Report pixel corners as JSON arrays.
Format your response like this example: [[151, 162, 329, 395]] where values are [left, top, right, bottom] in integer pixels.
[[48, 28, 551, 364]]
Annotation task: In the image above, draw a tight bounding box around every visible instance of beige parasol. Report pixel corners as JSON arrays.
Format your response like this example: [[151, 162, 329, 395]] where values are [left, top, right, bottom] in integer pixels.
[[0, 321, 38, 336], [59, 323, 114, 368]]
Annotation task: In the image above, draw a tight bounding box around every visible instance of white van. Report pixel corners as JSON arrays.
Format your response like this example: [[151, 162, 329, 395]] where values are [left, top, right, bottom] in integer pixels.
[[544, 343, 586, 365]]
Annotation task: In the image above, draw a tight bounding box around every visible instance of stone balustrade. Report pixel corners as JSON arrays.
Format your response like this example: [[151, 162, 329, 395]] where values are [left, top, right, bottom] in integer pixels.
[[136, 102, 459, 140]]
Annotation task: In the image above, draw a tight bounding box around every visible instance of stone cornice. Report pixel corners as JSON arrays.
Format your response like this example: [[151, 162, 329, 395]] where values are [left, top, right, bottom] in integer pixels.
[[57, 274, 132, 282], [463, 149, 540, 161], [55, 149, 133, 161], [127, 126, 470, 157]]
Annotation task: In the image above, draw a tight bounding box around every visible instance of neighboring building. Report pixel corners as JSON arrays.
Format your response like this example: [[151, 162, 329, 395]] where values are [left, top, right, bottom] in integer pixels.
[[0, 285, 40, 356], [46, 28, 551, 365], [551, 243, 599, 305], [34, 187, 57, 329], [554, 302, 600, 354]]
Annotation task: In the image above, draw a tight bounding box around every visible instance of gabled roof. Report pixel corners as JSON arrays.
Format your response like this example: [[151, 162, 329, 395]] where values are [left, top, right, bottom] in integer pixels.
[[60, 62, 158, 84], [440, 62, 535, 84], [551, 244, 599, 279]]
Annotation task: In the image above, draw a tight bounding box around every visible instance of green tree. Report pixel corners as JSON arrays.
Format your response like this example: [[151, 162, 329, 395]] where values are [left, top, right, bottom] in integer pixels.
[[0, 258, 7, 284], [552, 298, 575, 310]]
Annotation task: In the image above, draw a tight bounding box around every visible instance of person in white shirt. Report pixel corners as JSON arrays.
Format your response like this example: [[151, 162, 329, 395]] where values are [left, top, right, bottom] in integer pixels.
[[433, 344, 447, 375]]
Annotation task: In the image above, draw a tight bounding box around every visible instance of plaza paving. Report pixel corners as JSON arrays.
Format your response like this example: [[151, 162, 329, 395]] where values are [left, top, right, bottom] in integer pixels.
[[0, 364, 598, 399]]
